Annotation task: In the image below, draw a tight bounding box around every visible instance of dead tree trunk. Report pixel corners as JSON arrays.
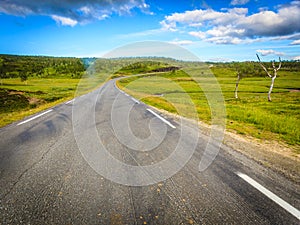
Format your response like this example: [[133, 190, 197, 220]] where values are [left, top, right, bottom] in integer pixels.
[[234, 72, 241, 99], [268, 75, 276, 101], [256, 54, 281, 101]]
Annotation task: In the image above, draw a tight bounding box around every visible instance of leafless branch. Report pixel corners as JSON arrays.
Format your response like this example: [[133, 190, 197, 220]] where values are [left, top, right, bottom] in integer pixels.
[[277, 57, 282, 70], [256, 54, 271, 78], [256, 54, 282, 101]]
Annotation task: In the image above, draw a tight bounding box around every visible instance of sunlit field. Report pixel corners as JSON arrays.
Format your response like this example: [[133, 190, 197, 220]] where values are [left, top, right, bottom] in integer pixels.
[[118, 67, 300, 150], [0, 78, 80, 126]]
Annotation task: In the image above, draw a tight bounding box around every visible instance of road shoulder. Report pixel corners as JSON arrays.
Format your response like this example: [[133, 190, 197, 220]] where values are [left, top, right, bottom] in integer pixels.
[[153, 107, 300, 185]]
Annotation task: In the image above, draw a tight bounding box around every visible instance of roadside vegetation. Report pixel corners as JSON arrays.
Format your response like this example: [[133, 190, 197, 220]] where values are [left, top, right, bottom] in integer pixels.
[[0, 54, 85, 126], [117, 60, 300, 151], [1, 54, 299, 152]]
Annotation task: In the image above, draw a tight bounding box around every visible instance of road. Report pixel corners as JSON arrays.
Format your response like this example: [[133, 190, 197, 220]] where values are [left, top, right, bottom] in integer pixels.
[[0, 80, 299, 224]]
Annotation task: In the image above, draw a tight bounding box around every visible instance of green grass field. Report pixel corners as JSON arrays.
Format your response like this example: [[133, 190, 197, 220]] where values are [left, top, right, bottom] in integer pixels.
[[0, 68, 111, 127], [117, 67, 300, 151], [1, 58, 299, 153], [0, 77, 80, 126]]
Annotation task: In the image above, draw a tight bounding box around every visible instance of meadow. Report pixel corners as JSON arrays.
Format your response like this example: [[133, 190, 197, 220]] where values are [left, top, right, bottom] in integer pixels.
[[117, 65, 300, 150], [0, 54, 92, 127], [0, 57, 178, 127], [1, 55, 299, 152], [0, 77, 80, 126]]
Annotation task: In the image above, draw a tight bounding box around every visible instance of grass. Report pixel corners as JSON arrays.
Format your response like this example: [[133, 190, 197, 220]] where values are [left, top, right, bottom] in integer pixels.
[[117, 67, 300, 151], [1, 60, 299, 152], [0, 77, 80, 127], [0, 59, 170, 127], [0, 71, 111, 127]]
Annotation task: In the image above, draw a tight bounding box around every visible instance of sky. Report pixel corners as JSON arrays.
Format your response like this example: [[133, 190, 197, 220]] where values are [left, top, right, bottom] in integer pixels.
[[0, 0, 299, 61]]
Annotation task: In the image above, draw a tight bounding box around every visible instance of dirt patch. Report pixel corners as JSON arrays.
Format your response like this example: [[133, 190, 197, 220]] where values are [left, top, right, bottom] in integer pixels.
[[8, 90, 25, 95], [28, 97, 45, 106], [0, 89, 45, 112], [290, 89, 300, 92], [223, 130, 299, 183], [0, 89, 29, 113], [8, 90, 45, 106]]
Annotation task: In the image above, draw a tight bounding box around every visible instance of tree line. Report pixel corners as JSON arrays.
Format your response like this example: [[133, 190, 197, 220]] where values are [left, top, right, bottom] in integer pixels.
[[0, 54, 85, 81], [212, 59, 300, 73]]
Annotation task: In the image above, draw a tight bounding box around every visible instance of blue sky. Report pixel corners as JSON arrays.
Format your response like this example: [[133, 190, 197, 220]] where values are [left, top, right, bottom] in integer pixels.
[[0, 0, 299, 61]]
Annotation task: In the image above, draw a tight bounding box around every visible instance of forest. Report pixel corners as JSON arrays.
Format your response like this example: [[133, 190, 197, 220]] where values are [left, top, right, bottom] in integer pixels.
[[0, 54, 85, 81], [1, 54, 299, 82]]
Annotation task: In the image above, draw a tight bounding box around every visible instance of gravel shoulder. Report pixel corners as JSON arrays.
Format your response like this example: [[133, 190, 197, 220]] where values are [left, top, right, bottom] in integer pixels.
[[156, 108, 300, 184]]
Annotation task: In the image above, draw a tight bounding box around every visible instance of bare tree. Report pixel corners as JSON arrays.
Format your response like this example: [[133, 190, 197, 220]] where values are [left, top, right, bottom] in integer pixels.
[[234, 71, 241, 99], [256, 54, 282, 101], [233, 62, 256, 99]]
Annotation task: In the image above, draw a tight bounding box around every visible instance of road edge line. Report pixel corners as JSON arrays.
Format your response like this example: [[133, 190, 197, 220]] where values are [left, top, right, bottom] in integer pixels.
[[236, 172, 300, 220], [17, 109, 53, 126], [146, 108, 176, 129]]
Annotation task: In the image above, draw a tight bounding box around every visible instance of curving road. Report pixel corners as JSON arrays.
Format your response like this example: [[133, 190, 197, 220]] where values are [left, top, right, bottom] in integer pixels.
[[0, 80, 299, 224]]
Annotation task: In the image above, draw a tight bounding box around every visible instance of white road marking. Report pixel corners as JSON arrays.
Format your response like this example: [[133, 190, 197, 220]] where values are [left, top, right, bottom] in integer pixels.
[[125, 93, 129, 97], [236, 172, 300, 220], [131, 97, 140, 104], [146, 109, 176, 129], [17, 109, 53, 126], [65, 99, 74, 104]]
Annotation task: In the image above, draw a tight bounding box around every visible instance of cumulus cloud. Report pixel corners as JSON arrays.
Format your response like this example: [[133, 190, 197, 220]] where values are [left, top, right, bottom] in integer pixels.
[[256, 49, 285, 56], [189, 31, 206, 39], [161, 1, 300, 44], [230, 0, 250, 6], [0, 0, 150, 26]]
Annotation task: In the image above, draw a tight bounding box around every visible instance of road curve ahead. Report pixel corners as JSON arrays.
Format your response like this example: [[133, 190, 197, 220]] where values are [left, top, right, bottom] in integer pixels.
[[0, 80, 299, 224]]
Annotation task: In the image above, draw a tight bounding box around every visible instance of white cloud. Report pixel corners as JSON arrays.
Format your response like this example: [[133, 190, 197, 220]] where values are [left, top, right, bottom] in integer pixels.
[[160, 20, 177, 32], [161, 1, 300, 44], [230, 0, 250, 6], [292, 56, 300, 60], [291, 39, 300, 45], [79, 6, 91, 15], [51, 15, 78, 27], [272, 33, 300, 41], [207, 36, 242, 44], [188, 23, 203, 27], [206, 25, 245, 37], [169, 40, 194, 46], [189, 31, 206, 39], [228, 7, 248, 14], [0, 0, 151, 26], [163, 8, 246, 27], [256, 49, 285, 56]]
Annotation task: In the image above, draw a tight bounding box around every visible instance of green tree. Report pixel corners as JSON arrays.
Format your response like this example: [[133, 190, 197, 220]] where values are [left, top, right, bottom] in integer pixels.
[[19, 72, 28, 83], [0, 58, 4, 85]]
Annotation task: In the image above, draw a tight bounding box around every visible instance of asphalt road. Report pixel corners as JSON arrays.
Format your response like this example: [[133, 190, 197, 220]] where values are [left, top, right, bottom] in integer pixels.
[[0, 80, 299, 224]]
